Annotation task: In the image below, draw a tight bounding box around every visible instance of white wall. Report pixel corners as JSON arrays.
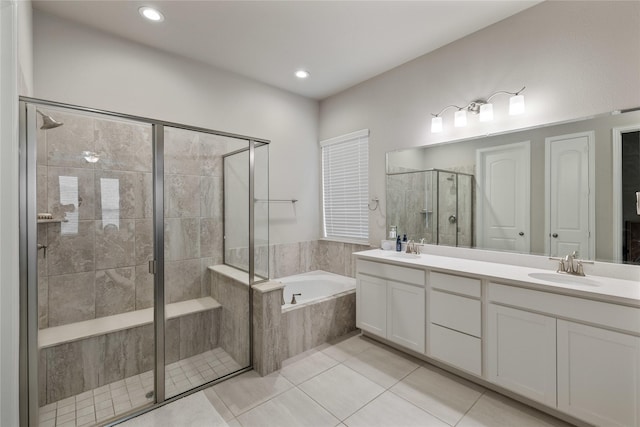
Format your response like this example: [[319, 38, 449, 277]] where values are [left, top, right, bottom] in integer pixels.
[[17, 0, 32, 95], [319, 1, 640, 246], [33, 10, 321, 245]]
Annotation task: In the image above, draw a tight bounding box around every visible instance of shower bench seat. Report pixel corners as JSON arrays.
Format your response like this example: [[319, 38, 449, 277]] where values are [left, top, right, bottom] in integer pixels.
[[39, 296, 221, 349]]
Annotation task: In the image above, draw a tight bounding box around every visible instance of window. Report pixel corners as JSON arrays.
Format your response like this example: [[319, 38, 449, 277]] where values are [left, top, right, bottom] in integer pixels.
[[321, 129, 369, 242]]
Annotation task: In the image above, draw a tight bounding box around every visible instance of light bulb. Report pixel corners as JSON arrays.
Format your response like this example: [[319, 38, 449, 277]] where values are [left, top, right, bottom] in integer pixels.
[[139, 7, 164, 22], [479, 103, 493, 122], [509, 94, 525, 115], [431, 116, 442, 133], [454, 110, 467, 127], [295, 70, 310, 79]]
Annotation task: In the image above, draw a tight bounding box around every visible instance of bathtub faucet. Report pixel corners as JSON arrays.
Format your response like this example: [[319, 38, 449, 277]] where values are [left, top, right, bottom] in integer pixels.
[[291, 293, 301, 304]]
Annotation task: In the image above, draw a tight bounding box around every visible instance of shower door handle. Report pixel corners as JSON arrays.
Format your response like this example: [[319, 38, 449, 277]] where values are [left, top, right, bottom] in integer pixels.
[[148, 260, 157, 274]]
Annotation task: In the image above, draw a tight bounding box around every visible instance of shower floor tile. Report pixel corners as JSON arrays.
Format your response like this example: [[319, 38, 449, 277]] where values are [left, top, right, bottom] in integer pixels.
[[39, 347, 241, 426]]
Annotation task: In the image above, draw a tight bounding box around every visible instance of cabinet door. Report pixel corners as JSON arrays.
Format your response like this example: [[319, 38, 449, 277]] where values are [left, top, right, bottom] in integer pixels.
[[557, 320, 640, 427], [387, 281, 425, 353], [356, 275, 387, 337], [488, 304, 556, 406]]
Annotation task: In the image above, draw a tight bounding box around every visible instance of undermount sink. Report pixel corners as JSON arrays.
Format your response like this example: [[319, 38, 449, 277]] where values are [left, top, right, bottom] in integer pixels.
[[528, 272, 600, 287], [386, 252, 421, 259]]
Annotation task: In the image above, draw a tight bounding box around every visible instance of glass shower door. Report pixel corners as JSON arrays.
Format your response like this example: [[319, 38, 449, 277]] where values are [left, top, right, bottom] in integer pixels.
[[162, 126, 250, 399], [27, 103, 156, 426]]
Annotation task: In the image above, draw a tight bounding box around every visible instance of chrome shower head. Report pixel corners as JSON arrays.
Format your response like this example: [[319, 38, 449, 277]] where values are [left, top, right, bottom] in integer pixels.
[[36, 109, 63, 130]]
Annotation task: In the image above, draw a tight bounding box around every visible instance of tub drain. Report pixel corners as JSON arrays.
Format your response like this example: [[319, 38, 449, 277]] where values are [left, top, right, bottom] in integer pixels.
[[145, 391, 154, 399]]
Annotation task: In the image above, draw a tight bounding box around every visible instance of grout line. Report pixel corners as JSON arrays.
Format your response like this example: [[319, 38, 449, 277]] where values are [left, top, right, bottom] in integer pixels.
[[453, 390, 486, 427]]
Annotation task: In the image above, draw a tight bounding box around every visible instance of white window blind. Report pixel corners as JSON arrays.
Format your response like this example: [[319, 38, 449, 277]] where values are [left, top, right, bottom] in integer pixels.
[[321, 129, 369, 242]]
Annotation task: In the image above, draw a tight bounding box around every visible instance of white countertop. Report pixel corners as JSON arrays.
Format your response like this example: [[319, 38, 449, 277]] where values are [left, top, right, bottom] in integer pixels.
[[355, 249, 640, 306]]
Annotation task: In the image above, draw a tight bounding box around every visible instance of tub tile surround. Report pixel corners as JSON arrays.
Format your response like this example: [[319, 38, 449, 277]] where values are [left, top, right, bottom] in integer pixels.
[[226, 239, 372, 282], [252, 277, 356, 376]]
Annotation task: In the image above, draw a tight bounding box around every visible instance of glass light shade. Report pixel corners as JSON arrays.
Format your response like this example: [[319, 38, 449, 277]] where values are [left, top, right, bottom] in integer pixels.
[[509, 94, 525, 115], [454, 109, 467, 127], [295, 70, 310, 79], [479, 103, 494, 122], [431, 116, 443, 133]]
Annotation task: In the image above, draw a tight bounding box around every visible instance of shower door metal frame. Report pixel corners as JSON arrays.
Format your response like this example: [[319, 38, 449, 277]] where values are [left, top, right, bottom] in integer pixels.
[[18, 97, 269, 427]]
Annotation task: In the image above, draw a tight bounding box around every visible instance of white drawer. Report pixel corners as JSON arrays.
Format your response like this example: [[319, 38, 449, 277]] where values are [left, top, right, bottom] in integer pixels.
[[357, 259, 425, 287], [430, 271, 481, 298], [430, 290, 481, 337], [429, 323, 482, 376], [488, 282, 640, 335]]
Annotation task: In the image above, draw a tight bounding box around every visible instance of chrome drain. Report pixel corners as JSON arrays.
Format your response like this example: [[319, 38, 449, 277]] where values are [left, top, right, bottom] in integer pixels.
[[145, 391, 154, 399]]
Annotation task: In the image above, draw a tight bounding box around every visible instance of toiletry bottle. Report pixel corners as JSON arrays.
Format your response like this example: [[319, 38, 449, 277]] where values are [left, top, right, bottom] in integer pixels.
[[402, 234, 407, 242], [389, 225, 397, 239], [396, 235, 402, 252]]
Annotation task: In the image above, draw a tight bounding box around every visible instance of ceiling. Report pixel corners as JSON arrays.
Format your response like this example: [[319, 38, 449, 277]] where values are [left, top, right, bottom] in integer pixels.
[[32, 1, 540, 100]]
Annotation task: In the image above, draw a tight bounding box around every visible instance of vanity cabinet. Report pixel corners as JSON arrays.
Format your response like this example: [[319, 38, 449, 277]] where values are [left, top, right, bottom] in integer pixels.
[[487, 304, 557, 406], [488, 282, 640, 426], [356, 260, 425, 353], [388, 281, 425, 352], [557, 320, 640, 427], [354, 252, 640, 427], [428, 272, 482, 375], [356, 275, 387, 337]]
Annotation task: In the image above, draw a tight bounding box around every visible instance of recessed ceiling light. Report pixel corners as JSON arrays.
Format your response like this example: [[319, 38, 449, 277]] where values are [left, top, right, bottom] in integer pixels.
[[295, 70, 310, 79], [139, 6, 164, 22]]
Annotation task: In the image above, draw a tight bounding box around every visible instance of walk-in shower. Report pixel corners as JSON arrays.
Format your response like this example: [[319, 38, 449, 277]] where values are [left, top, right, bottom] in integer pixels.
[[19, 98, 269, 427], [386, 168, 473, 247]]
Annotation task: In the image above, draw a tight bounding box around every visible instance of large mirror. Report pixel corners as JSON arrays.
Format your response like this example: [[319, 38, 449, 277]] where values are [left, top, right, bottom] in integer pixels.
[[386, 109, 640, 264]]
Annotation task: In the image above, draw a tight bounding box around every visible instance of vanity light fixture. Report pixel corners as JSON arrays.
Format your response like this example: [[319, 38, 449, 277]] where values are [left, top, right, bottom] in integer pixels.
[[295, 70, 310, 79], [431, 86, 526, 133], [139, 6, 165, 22]]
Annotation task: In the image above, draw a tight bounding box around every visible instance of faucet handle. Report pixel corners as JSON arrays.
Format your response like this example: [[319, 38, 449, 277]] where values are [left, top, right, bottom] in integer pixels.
[[575, 261, 585, 276], [556, 260, 566, 273]]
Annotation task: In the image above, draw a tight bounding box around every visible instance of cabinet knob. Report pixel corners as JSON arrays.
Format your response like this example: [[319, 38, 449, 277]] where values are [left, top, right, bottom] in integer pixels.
[[552, 233, 558, 238], [519, 232, 524, 236]]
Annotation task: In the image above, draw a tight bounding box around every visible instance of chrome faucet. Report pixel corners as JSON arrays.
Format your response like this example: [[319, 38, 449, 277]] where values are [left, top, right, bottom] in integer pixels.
[[405, 240, 420, 254]]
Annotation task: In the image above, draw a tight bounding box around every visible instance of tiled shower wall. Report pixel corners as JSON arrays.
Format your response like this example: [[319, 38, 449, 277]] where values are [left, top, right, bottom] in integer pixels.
[[37, 113, 232, 329], [263, 239, 371, 279], [37, 110, 155, 329], [163, 127, 233, 305]]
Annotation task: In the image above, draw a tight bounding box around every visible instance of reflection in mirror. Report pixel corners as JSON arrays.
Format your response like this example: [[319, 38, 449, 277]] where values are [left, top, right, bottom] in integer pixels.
[[387, 169, 473, 247], [386, 109, 640, 264]]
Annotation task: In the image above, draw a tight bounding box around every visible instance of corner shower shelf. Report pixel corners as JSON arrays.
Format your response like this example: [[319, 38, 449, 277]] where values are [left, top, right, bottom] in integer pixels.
[[37, 218, 68, 224], [420, 210, 433, 214]]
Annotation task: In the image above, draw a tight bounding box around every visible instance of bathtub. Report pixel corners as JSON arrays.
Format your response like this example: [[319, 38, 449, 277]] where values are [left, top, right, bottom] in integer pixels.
[[278, 270, 356, 310]]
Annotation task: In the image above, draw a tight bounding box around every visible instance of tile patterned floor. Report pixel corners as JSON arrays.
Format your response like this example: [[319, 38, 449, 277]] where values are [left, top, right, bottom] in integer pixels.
[[117, 332, 577, 427], [39, 347, 241, 427]]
